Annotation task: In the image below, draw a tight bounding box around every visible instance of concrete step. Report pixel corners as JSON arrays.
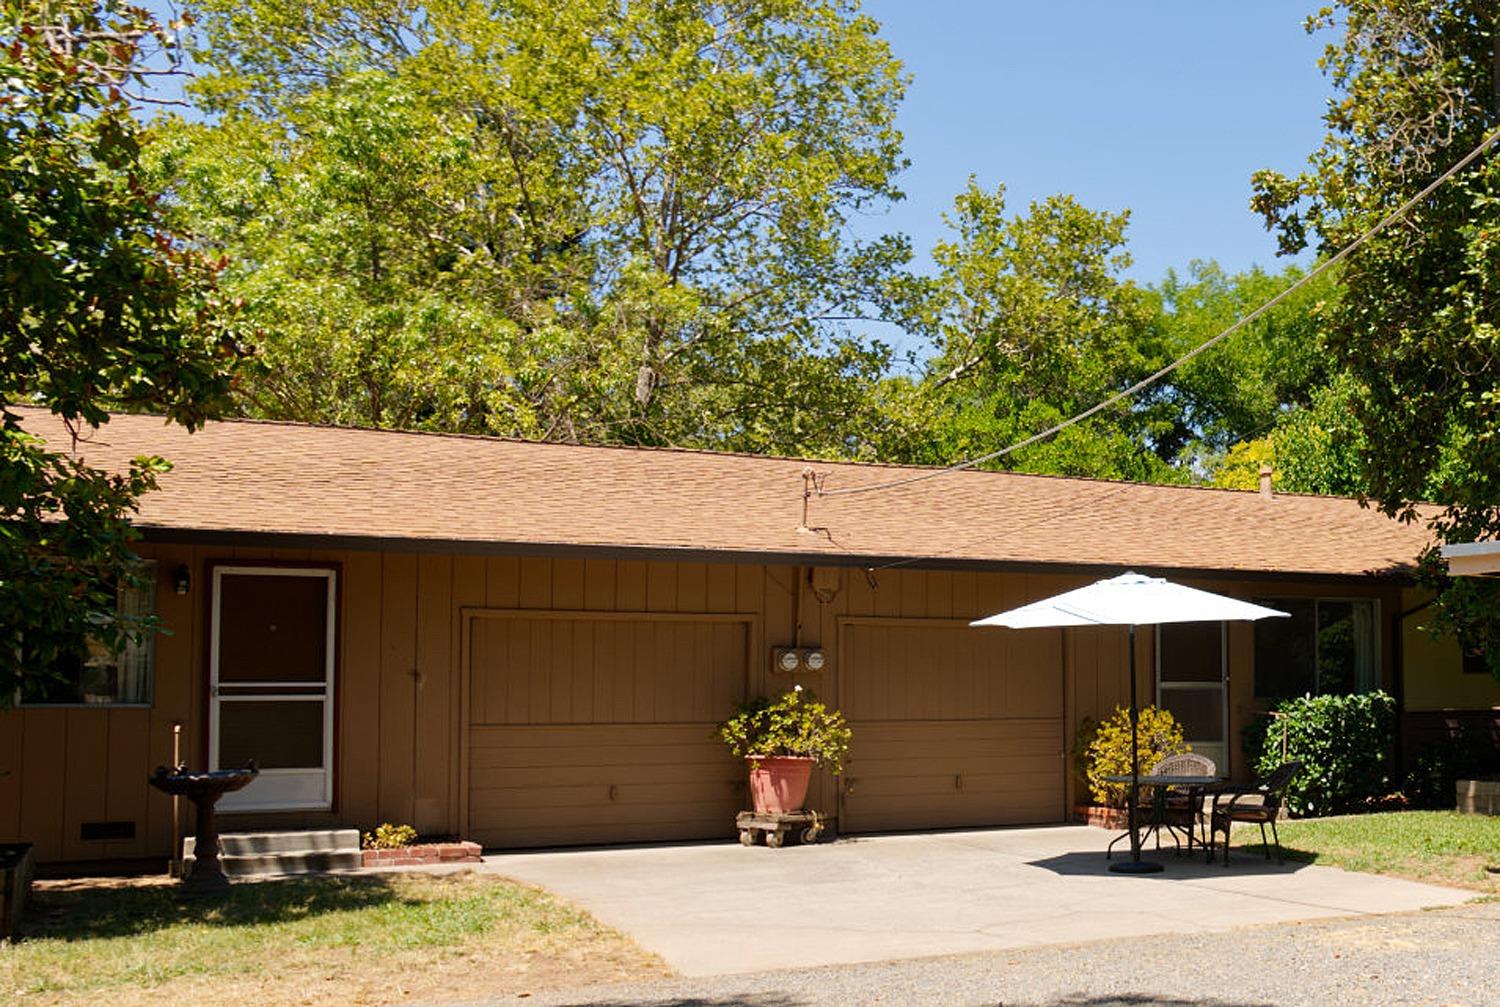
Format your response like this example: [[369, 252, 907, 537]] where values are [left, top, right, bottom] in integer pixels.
[[184, 829, 360, 858], [182, 849, 363, 877]]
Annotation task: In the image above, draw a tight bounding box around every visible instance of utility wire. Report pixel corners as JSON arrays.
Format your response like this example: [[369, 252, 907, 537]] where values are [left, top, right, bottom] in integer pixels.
[[816, 124, 1500, 500]]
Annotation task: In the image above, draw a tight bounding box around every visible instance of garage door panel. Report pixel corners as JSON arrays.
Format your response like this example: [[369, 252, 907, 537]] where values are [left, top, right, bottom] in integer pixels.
[[850, 733, 1062, 761], [849, 718, 1061, 743], [475, 763, 736, 789], [471, 780, 741, 817], [844, 770, 1061, 800], [495, 819, 737, 849], [847, 756, 1063, 784], [467, 614, 749, 848], [840, 620, 1065, 834], [847, 792, 1061, 834]]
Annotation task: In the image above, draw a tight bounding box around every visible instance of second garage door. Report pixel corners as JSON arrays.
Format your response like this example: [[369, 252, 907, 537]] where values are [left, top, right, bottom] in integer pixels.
[[838, 620, 1065, 833], [466, 613, 750, 849]]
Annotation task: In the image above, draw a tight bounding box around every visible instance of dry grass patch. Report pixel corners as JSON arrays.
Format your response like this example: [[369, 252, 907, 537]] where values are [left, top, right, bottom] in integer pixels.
[[1, 870, 669, 1006]]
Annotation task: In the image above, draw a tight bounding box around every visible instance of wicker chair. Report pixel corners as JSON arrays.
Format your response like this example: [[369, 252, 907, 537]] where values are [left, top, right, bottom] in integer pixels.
[[1207, 760, 1304, 865], [1148, 752, 1218, 853]]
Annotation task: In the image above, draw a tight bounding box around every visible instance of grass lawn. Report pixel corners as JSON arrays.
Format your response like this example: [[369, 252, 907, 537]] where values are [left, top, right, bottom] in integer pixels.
[[0, 870, 668, 1007], [1237, 810, 1500, 893]]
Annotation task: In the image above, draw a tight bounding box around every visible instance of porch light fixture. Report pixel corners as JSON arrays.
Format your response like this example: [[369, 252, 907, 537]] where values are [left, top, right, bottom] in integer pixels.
[[173, 565, 192, 595]]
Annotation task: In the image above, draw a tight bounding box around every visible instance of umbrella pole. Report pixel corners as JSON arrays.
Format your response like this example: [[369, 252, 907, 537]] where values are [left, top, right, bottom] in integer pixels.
[[1110, 623, 1163, 874]]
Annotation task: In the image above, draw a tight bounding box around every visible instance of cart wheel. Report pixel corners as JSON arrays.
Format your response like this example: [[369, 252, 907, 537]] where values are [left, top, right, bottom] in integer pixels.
[[800, 827, 821, 845], [765, 829, 785, 849], [739, 829, 758, 846]]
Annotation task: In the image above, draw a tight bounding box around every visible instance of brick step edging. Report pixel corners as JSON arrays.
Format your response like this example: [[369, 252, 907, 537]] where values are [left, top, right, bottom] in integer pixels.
[[363, 841, 482, 867]]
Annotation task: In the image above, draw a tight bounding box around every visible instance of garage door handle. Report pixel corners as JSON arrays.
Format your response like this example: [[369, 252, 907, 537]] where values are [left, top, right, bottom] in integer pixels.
[[955, 774, 964, 793], [608, 785, 618, 802]]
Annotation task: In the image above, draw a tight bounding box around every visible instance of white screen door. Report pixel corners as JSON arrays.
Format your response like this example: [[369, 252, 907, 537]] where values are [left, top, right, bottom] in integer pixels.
[[210, 566, 336, 811], [1156, 621, 1228, 776]]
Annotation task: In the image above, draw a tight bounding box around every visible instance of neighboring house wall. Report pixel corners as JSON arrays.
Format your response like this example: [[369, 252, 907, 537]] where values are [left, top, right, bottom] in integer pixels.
[[0, 540, 1401, 863], [1399, 587, 1500, 769]]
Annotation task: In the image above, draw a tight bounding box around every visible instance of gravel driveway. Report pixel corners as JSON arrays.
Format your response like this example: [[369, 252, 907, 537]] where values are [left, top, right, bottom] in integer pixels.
[[449, 899, 1500, 1007]]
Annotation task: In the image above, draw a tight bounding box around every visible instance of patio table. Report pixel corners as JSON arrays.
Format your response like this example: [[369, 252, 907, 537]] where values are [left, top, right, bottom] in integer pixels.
[[1102, 773, 1224, 860]]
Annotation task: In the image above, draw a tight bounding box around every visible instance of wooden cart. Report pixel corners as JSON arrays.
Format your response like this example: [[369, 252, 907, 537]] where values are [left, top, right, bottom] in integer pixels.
[[735, 810, 831, 848]]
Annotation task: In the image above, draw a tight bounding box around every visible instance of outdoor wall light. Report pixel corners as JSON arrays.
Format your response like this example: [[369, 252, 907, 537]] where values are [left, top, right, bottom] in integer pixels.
[[173, 565, 191, 595]]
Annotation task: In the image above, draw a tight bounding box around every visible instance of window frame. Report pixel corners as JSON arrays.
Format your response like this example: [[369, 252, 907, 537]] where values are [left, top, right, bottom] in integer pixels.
[[15, 560, 159, 709], [1252, 594, 1382, 703]]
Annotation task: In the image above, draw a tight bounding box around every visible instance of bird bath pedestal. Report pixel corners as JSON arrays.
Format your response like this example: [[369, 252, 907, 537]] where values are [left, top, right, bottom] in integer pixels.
[[149, 763, 258, 894]]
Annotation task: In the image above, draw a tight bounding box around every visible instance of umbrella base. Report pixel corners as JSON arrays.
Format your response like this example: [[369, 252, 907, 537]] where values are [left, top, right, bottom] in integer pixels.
[[1109, 859, 1165, 874]]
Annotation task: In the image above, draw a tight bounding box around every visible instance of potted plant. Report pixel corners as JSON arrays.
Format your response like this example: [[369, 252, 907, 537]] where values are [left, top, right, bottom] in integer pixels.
[[719, 686, 852, 814]]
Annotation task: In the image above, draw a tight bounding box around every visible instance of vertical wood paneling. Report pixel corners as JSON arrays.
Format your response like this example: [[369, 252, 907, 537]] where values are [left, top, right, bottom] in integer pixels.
[[552, 559, 586, 610], [705, 563, 735, 612], [646, 563, 677, 612], [676, 563, 707, 613], [486, 556, 519, 608], [518, 557, 552, 609], [104, 708, 151, 857], [451, 555, 485, 829], [378, 553, 418, 826], [147, 545, 196, 856], [413, 554, 453, 833], [0, 710, 22, 843], [62, 710, 109, 860], [584, 559, 616, 611], [617, 560, 647, 611], [19, 709, 66, 860], [340, 551, 383, 827]]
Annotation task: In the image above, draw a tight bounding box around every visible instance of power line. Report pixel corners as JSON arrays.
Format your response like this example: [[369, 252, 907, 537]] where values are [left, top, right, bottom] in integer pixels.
[[816, 124, 1500, 500]]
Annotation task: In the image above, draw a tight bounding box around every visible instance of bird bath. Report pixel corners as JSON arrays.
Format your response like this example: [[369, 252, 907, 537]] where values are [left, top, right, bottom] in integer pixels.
[[149, 762, 258, 894]]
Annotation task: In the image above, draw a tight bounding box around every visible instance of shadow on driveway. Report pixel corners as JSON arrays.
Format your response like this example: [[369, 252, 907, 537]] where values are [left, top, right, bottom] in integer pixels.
[[1025, 851, 1308, 878]]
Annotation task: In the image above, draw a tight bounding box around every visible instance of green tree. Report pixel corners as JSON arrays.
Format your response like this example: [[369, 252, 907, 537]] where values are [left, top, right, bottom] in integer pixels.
[[161, 0, 910, 454], [1, 0, 242, 702], [1251, 1, 1500, 674], [893, 180, 1175, 481], [1147, 261, 1342, 470]]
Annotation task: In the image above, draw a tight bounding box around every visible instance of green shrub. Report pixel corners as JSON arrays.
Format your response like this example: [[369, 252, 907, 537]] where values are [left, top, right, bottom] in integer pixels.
[[719, 686, 853, 773], [362, 823, 418, 850], [1246, 691, 1396, 817], [1081, 706, 1187, 808], [1404, 723, 1500, 809]]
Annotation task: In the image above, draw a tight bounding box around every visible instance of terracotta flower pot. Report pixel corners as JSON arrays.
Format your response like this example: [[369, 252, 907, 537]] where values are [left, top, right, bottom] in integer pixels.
[[747, 755, 814, 814]]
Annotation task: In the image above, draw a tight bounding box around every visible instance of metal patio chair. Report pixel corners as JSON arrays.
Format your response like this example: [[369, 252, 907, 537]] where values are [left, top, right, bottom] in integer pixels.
[[1207, 760, 1304, 865]]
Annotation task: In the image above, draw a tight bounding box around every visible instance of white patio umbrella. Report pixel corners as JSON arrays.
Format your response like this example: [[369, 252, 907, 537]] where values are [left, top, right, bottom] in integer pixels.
[[971, 571, 1287, 874]]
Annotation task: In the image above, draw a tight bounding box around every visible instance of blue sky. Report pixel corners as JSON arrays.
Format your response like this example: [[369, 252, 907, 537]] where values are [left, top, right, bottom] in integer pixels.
[[854, 2, 1334, 284]]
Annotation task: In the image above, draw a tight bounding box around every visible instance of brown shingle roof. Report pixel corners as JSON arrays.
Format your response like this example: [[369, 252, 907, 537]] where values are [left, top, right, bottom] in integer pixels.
[[16, 407, 1432, 577]]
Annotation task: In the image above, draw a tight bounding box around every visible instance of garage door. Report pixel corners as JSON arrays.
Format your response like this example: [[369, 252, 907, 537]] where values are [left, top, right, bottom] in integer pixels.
[[839, 620, 1065, 833], [466, 613, 750, 848]]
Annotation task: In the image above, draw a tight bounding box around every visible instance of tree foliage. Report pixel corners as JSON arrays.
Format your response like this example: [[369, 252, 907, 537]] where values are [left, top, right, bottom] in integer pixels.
[[0, 0, 242, 702], [885, 180, 1178, 481], [159, 0, 911, 454], [1252, 1, 1500, 674]]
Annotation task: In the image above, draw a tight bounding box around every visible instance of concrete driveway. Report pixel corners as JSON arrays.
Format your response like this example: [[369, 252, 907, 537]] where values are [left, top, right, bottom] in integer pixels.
[[481, 825, 1472, 977]]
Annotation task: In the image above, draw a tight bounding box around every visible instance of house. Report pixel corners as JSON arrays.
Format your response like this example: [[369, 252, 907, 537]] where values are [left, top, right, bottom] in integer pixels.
[[1, 407, 1492, 865]]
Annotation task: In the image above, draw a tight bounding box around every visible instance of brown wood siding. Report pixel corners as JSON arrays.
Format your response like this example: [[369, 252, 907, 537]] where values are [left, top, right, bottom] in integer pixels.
[[0, 549, 1401, 862], [838, 619, 1065, 832]]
